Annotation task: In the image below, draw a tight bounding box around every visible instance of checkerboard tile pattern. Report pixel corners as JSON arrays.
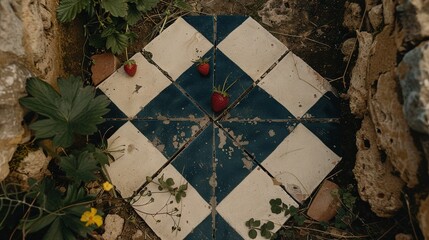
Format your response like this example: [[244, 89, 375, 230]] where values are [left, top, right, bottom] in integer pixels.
[[97, 16, 342, 239]]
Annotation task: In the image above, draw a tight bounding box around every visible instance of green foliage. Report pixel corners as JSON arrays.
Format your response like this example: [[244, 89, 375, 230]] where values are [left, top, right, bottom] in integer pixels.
[[245, 218, 276, 239], [331, 185, 358, 230], [156, 174, 188, 203], [59, 151, 99, 183], [19, 77, 110, 148]]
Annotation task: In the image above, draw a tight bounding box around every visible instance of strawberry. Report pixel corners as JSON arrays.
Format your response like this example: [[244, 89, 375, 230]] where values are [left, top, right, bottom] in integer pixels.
[[124, 59, 137, 77], [211, 74, 239, 113], [194, 57, 210, 76]]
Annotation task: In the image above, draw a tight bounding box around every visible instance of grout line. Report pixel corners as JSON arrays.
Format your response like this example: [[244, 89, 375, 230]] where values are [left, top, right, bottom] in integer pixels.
[[211, 15, 217, 240]]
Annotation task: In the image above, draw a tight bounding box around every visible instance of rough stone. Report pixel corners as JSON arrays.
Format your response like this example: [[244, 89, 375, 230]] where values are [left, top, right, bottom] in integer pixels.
[[341, 38, 356, 61], [132, 230, 144, 240], [0, 63, 31, 181], [368, 4, 383, 30], [366, 0, 381, 9], [0, 0, 25, 56], [382, 0, 395, 25], [353, 116, 405, 217], [398, 0, 429, 44], [258, 0, 294, 27], [306, 180, 341, 222], [397, 41, 429, 134], [91, 53, 121, 86], [419, 196, 429, 240], [347, 31, 373, 118], [369, 71, 421, 188], [395, 233, 414, 240], [343, 2, 362, 31], [8, 148, 51, 189], [102, 214, 125, 240]]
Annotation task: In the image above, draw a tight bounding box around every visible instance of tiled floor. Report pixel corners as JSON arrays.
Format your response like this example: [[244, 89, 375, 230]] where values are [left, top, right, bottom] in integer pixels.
[[97, 16, 342, 240]]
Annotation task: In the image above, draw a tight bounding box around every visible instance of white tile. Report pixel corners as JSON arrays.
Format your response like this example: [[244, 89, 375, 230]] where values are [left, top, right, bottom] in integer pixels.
[[98, 53, 171, 118], [259, 53, 335, 118], [217, 168, 297, 240], [261, 124, 341, 202], [105, 121, 168, 198], [144, 17, 214, 80], [132, 164, 211, 240], [217, 17, 287, 81]]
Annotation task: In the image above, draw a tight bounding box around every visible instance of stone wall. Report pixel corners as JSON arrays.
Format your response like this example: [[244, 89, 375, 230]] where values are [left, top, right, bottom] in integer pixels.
[[346, 0, 429, 237], [0, 0, 61, 181]]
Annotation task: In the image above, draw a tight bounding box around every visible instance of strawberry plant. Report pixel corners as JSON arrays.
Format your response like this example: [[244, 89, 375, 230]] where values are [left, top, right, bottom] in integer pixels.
[[57, 0, 190, 54], [19, 76, 110, 148]]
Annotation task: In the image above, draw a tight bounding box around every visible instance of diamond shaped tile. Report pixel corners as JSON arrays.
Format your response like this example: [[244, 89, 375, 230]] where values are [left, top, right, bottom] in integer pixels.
[[261, 124, 341, 202], [216, 167, 298, 239], [258, 52, 337, 119], [144, 17, 214, 80], [98, 53, 172, 118], [132, 164, 211, 239], [218, 17, 288, 81], [105, 121, 168, 198]]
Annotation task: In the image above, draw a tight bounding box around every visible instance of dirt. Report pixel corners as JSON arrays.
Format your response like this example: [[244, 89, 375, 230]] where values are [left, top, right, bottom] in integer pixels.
[[58, 0, 418, 239]]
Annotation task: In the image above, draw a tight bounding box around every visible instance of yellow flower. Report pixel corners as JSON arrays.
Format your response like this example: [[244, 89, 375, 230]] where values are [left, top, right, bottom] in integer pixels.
[[102, 181, 113, 191], [80, 208, 103, 227]]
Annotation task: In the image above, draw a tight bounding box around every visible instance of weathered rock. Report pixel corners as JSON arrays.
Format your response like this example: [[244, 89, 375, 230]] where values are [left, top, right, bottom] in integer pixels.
[[341, 38, 356, 61], [0, 63, 31, 181], [8, 148, 51, 189], [348, 31, 373, 118], [398, 0, 429, 44], [0, 0, 25, 56], [343, 2, 362, 31], [419, 196, 429, 240], [102, 214, 124, 240], [353, 116, 404, 217], [91, 53, 121, 86], [369, 71, 421, 188], [366, 0, 381, 9], [307, 180, 340, 222], [382, 0, 395, 25], [398, 41, 429, 134], [132, 230, 144, 240], [395, 233, 413, 240], [368, 4, 383, 30], [258, 0, 294, 27]]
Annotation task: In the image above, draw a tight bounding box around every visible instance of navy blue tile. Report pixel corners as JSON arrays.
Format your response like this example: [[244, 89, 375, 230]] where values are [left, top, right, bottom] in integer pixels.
[[176, 48, 214, 116], [89, 119, 128, 146], [226, 85, 296, 120], [215, 213, 242, 240], [215, 127, 254, 203], [171, 124, 214, 203], [214, 50, 254, 115], [185, 215, 213, 240], [218, 121, 297, 164], [216, 16, 248, 44], [184, 16, 214, 44], [131, 120, 204, 159], [95, 88, 127, 119], [301, 122, 342, 157], [303, 91, 341, 119], [136, 84, 205, 119]]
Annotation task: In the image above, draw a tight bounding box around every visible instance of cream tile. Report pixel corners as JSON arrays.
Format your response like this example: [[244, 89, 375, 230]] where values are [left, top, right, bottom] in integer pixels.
[[105, 121, 168, 198], [132, 164, 211, 240], [216, 167, 297, 240], [144, 17, 214, 80], [261, 124, 342, 202], [217, 17, 287, 81], [259, 52, 335, 118], [97, 52, 171, 118]]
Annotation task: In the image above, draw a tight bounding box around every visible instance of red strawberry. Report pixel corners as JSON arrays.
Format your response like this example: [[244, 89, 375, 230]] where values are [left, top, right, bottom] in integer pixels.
[[195, 57, 210, 76], [211, 74, 239, 113], [124, 59, 137, 77], [211, 91, 229, 112]]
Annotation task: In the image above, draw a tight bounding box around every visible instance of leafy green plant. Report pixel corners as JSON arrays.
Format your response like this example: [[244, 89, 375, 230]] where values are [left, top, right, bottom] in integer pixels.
[[331, 184, 358, 229], [246, 218, 276, 239], [270, 198, 305, 226], [57, 0, 190, 54], [19, 76, 110, 148]]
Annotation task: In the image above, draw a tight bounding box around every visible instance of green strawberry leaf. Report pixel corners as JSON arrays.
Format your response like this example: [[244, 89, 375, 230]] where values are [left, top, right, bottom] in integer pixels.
[[19, 77, 110, 148], [57, 0, 91, 22], [59, 151, 100, 183], [135, 0, 160, 12], [106, 33, 129, 55], [100, 0, 128, 17], [126, 3, 142, 25]]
